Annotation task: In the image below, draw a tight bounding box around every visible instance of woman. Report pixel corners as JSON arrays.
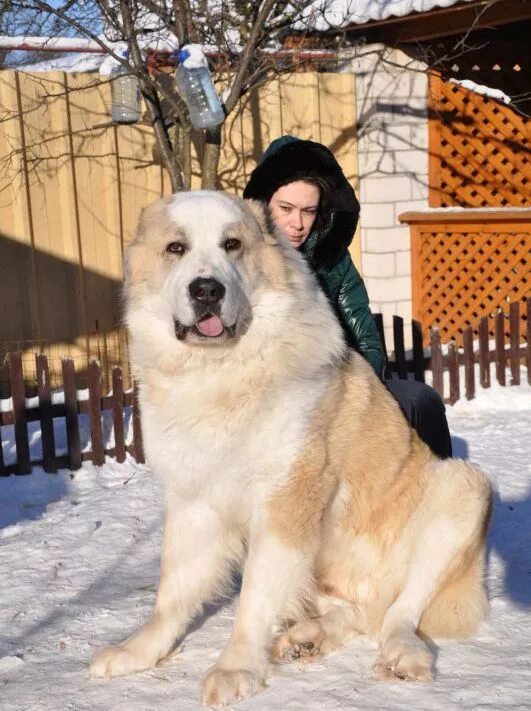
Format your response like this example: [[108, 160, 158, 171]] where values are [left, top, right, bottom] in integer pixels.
[[243, 135, 452, 458]]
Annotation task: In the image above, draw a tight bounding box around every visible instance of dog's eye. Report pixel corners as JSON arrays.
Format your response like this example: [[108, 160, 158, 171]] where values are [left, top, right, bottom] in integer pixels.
[[166, 241, 186, 256], [223, 238, 242, 253]]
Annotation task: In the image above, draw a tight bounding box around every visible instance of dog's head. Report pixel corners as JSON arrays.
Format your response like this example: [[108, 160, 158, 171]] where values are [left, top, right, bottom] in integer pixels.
[[124, 191, 294, 352]]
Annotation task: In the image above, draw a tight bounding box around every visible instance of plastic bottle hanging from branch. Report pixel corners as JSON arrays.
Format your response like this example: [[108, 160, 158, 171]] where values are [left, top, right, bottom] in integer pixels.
[[110, 49, 142, 124], [174, 44, 224, 130]]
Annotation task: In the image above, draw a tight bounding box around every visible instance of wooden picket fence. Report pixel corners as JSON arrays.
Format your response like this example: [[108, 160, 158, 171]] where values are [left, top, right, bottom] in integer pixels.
[[0, 354, 144, 476], [0, 302, 529, 476], [376, 299, 530, 405]]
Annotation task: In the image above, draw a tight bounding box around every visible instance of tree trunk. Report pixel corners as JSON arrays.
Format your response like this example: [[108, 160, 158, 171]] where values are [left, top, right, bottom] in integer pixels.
[[177, 124, 193, 190], [201, 124, 222, 189]]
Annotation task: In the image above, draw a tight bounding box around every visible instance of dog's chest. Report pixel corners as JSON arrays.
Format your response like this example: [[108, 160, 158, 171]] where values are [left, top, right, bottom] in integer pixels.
[[141, 375, 328, 499]]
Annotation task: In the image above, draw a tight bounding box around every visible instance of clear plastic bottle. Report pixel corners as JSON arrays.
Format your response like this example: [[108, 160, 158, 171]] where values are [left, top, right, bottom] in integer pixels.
[[175, 48, 224, 130], [110, 50, 141, 124]]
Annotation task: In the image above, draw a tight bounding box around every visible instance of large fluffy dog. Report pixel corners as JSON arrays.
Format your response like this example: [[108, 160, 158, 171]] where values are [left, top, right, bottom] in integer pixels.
[[90, 191, 492, 705]]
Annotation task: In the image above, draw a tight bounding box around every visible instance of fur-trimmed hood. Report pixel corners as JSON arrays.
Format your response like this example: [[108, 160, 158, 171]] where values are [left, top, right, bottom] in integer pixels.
[[243, 136, 360, 270]]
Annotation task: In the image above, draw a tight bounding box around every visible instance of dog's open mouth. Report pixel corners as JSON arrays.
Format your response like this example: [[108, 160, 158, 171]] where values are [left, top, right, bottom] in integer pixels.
[[174, 315, 236, 341]]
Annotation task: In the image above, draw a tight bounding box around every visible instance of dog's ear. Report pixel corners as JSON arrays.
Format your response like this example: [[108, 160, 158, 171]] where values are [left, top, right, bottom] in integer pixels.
[[244, 199, 279, 245]]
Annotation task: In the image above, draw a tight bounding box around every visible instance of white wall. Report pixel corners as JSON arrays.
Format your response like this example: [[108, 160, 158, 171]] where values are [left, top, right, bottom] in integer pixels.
[[343, 46, 430, 351]]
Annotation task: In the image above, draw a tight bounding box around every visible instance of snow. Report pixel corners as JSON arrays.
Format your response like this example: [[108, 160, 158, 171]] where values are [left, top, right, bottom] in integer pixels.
[[1, 379, 530, 710], [300, 0, 476, 31], [450, 78, 513, 105]]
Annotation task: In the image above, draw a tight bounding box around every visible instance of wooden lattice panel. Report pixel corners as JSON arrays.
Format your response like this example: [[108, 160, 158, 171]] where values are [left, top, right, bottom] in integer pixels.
[[406, 212, 531, 346], [428, 74, 531, 208]]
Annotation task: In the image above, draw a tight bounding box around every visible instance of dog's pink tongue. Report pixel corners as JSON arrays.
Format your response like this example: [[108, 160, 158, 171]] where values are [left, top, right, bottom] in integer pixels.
[[196, 315, 224, 337]]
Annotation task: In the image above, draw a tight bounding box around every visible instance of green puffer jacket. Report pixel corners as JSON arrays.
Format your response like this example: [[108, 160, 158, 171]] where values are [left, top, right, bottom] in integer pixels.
[[243, 135, 385, 377]]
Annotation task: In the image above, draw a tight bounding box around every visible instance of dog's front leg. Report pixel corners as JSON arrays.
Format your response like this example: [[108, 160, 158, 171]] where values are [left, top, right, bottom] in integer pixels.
[[201, 527, 313, 706], [90, 499, 241, 679]]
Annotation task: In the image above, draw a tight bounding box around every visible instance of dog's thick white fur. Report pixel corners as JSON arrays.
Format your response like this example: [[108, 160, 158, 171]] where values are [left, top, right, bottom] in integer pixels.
[[90, 191, 492, 706]]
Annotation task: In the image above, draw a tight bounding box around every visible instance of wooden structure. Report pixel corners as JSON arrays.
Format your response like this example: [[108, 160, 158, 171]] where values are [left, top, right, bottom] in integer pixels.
[[0, 69, 358, 395], [401, 209, 531, 346], [428, 74, 531, 208], [0, 352, 144, 476], [2, 303, 529, 476]]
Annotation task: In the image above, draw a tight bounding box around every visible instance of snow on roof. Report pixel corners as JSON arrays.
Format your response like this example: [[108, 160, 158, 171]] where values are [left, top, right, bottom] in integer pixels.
[[300, 0, 476, 31], [450, 77, 512, 105]]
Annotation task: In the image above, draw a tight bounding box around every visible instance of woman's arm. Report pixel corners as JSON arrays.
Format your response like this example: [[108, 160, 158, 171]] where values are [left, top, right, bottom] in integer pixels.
[[334, 256, 385, 378]]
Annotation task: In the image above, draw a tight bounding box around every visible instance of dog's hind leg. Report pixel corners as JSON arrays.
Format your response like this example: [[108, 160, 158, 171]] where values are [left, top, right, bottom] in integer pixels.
[[90, 500, 243, 679], [376, 460, 491, 682], [274, 594, 367, 662]]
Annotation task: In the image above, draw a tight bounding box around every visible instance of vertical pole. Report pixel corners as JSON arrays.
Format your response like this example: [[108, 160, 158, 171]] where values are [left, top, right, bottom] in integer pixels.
[[463, 327, 475, 401], [36, 353, 57, 473], [9, 352, 31, 474]]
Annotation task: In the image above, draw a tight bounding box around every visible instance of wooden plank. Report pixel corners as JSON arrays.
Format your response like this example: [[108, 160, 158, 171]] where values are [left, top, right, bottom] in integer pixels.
[[427, 73, 443, 207], [495, 310, 506, 386], [463, 327, 475, 401], [112, 367, 126, 464], [36, 353, 57, 473], [448, 342, 460, 405], [393, 316, 407, 380], [479, 315, 489, 389], [132, 381, 145, 464], [509, 301, 520, 386], [431, 328, 444, 400], [62, 358, 82, 471], [88, 359, 105, 466], [9, 352, 31, 475], [412, 319, 425, 382]]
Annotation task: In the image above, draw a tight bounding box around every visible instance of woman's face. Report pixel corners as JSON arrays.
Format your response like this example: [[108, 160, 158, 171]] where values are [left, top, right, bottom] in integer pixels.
[[268, 181, 320, 248]]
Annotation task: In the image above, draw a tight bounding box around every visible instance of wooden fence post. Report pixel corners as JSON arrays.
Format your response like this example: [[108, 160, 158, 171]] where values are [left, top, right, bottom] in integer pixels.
[[9, 352, 31, 475], [509, 301, 520, 386], [393, 315, 407, 380], [132, 382, 145, 464], [495, 310, 506, 386], [62, 358, 82, 471], [448, 342, 460, 405], [88, 359, 105, 466], [478, 316, 490, 389], [412, 319, 425, 382], [112, 367, 126, 464], [36, 354, 57, 473], [431, 328, 444, 400], [463, 327, 475, 401]]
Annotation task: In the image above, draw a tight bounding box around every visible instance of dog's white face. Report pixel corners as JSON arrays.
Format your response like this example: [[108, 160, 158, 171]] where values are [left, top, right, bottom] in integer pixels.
[[125, 190, 287, 353], [162, 192, 252, 345]]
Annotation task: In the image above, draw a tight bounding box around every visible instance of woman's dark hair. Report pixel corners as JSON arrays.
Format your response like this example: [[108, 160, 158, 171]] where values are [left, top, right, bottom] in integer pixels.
[[243, 138, 360, 269]]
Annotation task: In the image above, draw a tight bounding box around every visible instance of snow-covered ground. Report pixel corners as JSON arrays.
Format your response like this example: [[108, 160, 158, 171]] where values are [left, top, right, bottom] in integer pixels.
[[1, 381, 530, 710]]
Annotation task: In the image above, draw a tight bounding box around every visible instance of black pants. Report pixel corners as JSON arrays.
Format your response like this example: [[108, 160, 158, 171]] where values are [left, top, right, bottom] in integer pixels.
[[384, 378, 453, 459]]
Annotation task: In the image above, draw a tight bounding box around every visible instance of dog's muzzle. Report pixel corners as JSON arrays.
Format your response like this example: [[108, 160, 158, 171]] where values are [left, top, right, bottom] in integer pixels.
[[174, 277, 236, 342]]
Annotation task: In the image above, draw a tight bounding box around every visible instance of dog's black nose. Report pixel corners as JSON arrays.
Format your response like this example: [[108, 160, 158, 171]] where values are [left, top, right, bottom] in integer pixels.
[[189, 278, 226, 304]]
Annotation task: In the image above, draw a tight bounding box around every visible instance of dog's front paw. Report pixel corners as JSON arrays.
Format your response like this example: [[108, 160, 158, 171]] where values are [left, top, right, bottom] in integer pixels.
[[89, 644, 153, 679], [375, 634, 433, 682], [201, 667, 265, 707]]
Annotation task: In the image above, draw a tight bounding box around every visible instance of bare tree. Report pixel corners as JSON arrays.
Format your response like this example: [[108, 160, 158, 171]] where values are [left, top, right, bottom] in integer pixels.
[[1, 0, 346, 190]]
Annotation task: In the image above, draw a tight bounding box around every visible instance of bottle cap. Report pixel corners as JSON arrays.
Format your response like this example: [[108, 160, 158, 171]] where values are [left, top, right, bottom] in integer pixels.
[[177, 49, 190, 64]]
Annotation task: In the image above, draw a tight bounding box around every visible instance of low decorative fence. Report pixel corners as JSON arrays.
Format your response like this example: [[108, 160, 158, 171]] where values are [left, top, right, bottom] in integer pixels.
[[377, 299, 530, 405], [0, 353, 144, 476], [0, 302, 528, 476]]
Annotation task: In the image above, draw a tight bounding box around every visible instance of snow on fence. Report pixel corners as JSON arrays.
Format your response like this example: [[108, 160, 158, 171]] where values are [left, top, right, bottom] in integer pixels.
[[0, 302, 529, 476]]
